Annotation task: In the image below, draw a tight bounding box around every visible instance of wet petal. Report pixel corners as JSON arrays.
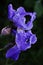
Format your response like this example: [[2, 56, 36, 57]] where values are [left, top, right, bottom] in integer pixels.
[[6, 45, 20, 60]]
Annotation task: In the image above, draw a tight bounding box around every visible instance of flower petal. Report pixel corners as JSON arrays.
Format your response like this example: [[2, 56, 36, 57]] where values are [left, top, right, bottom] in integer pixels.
[[12, 29, 17, 36], [17, 7, 26, 16], [8, 4, 16, 20], [13, 16, 26, 28], [15, 29, 31, 51], [26, 22, 33, 30], [20, 42, 31, 51], [10, 51, 20, 60], [30, 34, 37, 44], [30, 12, 36, 22], [6, 45, 20, 60], [20, 22, 33, 30]]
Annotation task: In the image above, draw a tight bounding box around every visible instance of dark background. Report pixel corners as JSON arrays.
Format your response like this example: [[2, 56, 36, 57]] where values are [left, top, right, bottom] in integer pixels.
[[0, 0, 43, 65]]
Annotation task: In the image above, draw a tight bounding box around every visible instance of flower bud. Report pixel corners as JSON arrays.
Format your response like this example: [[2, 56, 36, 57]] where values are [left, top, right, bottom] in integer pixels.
[[1, 27, 11, 35]]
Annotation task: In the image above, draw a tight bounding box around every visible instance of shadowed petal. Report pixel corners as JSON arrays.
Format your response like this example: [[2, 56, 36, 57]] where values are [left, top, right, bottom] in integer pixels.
[[12, 29, 17, 36], [20, 42, 31, 51], [6, 45, 20, 60], [10, 51, 20, 60]]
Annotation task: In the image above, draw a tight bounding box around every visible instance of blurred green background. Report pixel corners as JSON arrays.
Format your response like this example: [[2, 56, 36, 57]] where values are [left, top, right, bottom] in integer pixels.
[[0, 0, 43, 65]]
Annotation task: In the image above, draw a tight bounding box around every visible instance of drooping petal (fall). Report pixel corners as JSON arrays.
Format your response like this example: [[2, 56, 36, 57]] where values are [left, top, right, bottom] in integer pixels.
[[6, 45, 20, 60]]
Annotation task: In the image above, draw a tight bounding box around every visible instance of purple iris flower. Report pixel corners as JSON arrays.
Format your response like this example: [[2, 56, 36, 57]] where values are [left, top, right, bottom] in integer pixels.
[[8, 4, 36, 30], [6, 29, 37, 60], [6, 4, 37, 61], [15, 28, 37, 51]]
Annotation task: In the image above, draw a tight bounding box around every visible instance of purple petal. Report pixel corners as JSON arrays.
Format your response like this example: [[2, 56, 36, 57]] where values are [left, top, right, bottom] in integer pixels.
[[17, 7, 26, 16], [15, 35, 31, 51], [6, 45, 20, 60], [8, 4, 16, 20], [10, 51, 20, 60], [13, 15, 26, 28], [15, 29, 31, 51], [19, 22, 33, 30], [30, 34, 37, 44], [11, 29, 17, 36], [30, 12, 36, 22], [26, 22, 33, 30], [26, 12, 36, 22], [20, 42, 31, 51]]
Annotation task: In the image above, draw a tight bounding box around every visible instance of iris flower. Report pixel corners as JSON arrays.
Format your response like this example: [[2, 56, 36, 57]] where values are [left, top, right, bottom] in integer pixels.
[[15, 28, 37, 51], [5, 4, 37, 61], [8, 4, 36, 30], [6, 29, 37, 60]]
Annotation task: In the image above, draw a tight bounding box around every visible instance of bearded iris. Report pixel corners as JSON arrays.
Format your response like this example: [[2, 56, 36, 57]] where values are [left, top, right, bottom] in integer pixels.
[[8, 4, 36, 30], [6, 29, 37, 60], [5, 4, 37, 61], [15, 28, 37, 51]]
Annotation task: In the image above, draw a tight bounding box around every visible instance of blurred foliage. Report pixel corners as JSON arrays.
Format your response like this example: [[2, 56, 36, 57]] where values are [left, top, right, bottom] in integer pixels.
[[0, 0, 43, 65], [34, 0, 43, 17]]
